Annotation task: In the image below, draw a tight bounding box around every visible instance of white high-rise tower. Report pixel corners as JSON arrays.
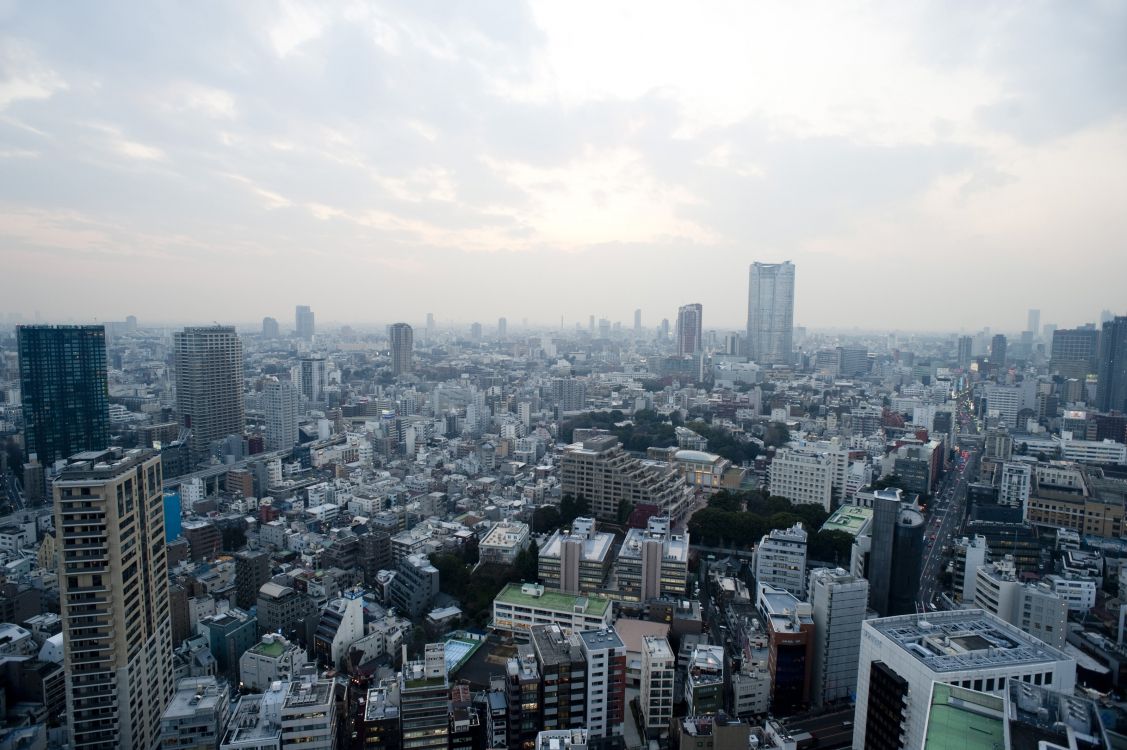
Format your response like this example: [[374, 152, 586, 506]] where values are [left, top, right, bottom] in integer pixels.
[[746, 261, 795, 365]]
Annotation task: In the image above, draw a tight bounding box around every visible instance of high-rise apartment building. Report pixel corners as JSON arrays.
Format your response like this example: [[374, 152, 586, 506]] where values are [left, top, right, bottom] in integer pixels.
[[676, 303, 703, 355], [634, 309, 642, 335], [295, 305, 315, 340], [498, 316, 508, 341], [757, 584, 815, 715], [807, 568, 868, 706], [1051, 328, 1100, 380], [973, 558, 1068, 648], [261, 316, 279, 339], [767, 447, 835, 511], [551, 377, 587, 413], [753, 523, 808, 597], [560, 434, 693, 521], [17, 325, 110, 464], [578, 628, 626, 739], [538, 517, 615, 595], [54, 448, 173, 750], [1027, 308, 1041, 336], [746, 261, 795, 365], [614, 516, 690, 601], [389, 322, 414, 376], [1097, 316, 1127, 413], [173, 326, 245, 461], [263, 380, 298, 451], [296, 355, 326, 403], [640, 635, 675, 735], [529, 625, 588, 733], [957, 335, 974, 369], [399, 644, 450, 750]]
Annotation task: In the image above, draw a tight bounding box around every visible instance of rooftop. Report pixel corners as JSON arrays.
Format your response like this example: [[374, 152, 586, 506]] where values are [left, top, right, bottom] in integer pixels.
[[578, 627, 624, 652], [868, 609, 1071, 674], [363, 687, 399, 722], [284, 678, 333, 709], [494, 583, 610, 617], [162, 677, 228, 721], [820, 504, 873, 537], [221, 687, 285, 745], [922, 682, 1005, 750]]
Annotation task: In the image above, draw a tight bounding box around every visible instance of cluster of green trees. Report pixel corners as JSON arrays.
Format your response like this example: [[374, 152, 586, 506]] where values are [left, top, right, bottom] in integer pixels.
[[429, 540, 540, 627], [684, 420, 759, 464], [687, 490, 854, 565], [560, 409, 679, 451]]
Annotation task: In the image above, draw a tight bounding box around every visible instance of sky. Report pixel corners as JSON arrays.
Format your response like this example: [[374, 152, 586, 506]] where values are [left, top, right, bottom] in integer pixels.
[[1, 1, 1125, 333]]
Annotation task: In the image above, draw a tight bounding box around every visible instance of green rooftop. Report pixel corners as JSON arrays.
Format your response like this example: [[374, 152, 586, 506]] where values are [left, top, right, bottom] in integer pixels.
[[249, 637, 287, 658], [923, 683, 1005, 750], [820, 505, 873, 537], [494, 583, 610, 616]]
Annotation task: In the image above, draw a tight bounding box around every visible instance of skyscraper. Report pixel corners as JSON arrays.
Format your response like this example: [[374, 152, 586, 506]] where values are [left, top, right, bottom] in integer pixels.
[[54, 448, 173, 750], [633, 308, 642, 335], [261, 316, 279, 339], [296, 355, 326, 403], [1027, 308, 1041, 336], [865, 490, 924, 617], [990, 333, 1008, 365], [1097, 316, 1127, 413], [263, 380, 298, 451], [498, 317, 508, 341], [17, 325, 110, 464], [746, 261, 795, 365], [675, 303, 703, 355], [1050, 328, 1100, 380], [173, 326, 245, 461], [295, 305, 315, 340], [957, 335, 973, 370], [389, 323, 414, 376]]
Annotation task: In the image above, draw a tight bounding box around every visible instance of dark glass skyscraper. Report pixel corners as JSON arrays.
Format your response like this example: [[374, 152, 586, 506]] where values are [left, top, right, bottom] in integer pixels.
[[17, 325, 110, 464], [1097, 316, 1127, 413]]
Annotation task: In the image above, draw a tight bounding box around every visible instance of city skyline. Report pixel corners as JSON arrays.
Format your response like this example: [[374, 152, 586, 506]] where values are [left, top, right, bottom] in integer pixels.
[[1, 2, 1125, 329]]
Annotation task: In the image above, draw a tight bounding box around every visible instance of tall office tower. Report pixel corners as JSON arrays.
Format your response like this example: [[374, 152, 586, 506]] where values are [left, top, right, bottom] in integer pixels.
[[990, 333, 1008, 365], [470, 322, 482, 342], [957, 335, 974, 369], [1051, 328, 1100, 380], [261, 316, 279, 339], [660, 318, 670, 340], [808, 568, 869, 707], [675, 303, 703, 355], [295, 305, 315, 340], [425, 312, 435, 343], [633, 308, 642, 335], [54, 448, 173, 750], [389, 323, 414, 376], [579, 628, 626, 739], [588, 315, 595, 335], [551, 377, 587, 413], [296, 355, 326, 403], [1027, 308, 1041, 336], [865, 489, 925, 617], [17, 325, 110, 464], [263, 380, 298, 451], [497, 317, 508, 341], [1097, 316, 1127, 413], [753, 523, 808, 597], [640, 635, 675, 735], [173, 326, 245, 461], [853, 610, 1076, 750], [746, 261, 795, 365]]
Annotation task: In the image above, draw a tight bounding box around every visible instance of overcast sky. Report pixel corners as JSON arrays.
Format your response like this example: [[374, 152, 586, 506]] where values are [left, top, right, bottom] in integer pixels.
[[1, 1, 1125, 332]]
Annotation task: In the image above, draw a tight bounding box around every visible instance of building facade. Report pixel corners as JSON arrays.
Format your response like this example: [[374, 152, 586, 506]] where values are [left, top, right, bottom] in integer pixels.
[[174, 326, 245, 461], [746, 261, 795, 365]]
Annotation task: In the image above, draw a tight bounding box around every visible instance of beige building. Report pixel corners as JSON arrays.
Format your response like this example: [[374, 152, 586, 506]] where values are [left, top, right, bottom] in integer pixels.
[[1025, 462, 1126, 538], [560, 434, 693, 521], [538, 517, 615, 594], [613, 517, 690, 602], [54, 448, 173, 750], [173, 326, 245, 460]]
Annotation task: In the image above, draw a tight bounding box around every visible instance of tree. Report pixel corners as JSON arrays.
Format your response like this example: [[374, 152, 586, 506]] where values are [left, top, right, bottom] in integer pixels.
[[872, 474, 902, 491], [560, 494, 591, 525], [707, 491, 743, 513], [807, 530, 854, 565], [617, 499, 634, 525], [764, 422, 791, 448], [533, 506, 562, 534], [511, 540, 539, 584]]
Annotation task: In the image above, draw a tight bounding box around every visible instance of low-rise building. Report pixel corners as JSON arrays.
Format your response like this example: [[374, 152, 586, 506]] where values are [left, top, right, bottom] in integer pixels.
[[238, 633, 308, 692], [753, 523, 807, 597], [479, 520, 531, 565], [491, 583, 613, 634], [537, 517, 615, 595], [614, 517, 689, 601], [160, 677, 231, 750]]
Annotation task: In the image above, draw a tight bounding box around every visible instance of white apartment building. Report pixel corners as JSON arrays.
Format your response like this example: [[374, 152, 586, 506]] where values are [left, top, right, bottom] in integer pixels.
[[159, 677, 231, 750], [280, 677, 337, 750], [973, 559, 1068, 649], [238, 634, 308, 692], [999, 461, 1033, 509], [640, 635, 675, 733], [854, 610, 1076, 750], [768, 448, 834, 511], [1060, 436, 1127, 465], [1045, 574, 1098, 613], [754, 523, 808, 597], [478, 520, 531, 565], [808, 568, 869, 706]]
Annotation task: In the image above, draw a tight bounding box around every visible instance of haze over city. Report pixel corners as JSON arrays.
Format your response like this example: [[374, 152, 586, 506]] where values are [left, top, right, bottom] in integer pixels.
[[2, 1, 1126, 329]]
